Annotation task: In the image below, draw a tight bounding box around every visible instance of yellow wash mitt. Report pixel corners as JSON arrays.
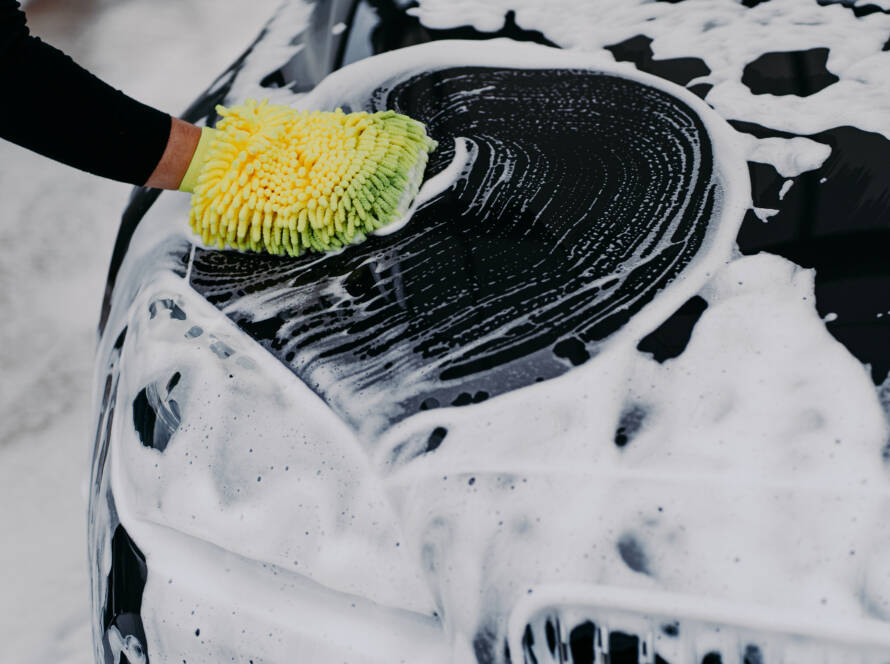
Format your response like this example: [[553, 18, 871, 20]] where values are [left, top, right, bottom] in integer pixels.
[[179, 99, 437, 255]]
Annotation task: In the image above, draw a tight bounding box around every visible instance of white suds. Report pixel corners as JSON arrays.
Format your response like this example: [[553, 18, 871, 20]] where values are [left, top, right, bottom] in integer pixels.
[[779, 179, 794, 200], [410, 0, 890, 164], [89, 3, 890, 662], [753, 206, 779, 223], [740, 133, 832, 178]]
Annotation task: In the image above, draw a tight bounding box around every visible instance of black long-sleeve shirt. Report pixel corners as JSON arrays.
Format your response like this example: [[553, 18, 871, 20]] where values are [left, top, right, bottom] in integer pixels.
[[0, 0, 171, 185]]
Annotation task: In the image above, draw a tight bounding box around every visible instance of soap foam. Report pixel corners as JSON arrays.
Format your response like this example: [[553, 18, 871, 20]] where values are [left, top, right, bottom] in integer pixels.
[[409, 0, 890, 170], [90, 4, 890, 662]]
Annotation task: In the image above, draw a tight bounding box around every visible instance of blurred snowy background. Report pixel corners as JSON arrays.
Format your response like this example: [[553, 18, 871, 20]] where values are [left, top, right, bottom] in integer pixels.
[[0, 0, 279, 660]]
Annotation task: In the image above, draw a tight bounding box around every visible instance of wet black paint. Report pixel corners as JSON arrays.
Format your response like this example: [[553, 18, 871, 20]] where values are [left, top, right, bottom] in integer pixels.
[[742, 48, 838, 97], [261, 0, 558, 97], [609, 632, 640, 664], [568, 621, 595, 664], [260, 1, 356, 93], [431, 9, 559, 48], [605, 34, 711, 87], [733, 121, 890, 383], [662, 621, 680, 637], [451, 392, 489, 406], [190, 66, 717, 432], [544, 617, 558, 656], [99, 188, 161, 335], [614, 404, 648, 448], [687, 83, 713, 99], [745, 161, 784, 209], [617, 532, 651, 574], [544, 616, 570, 661], [524, 615, 680, 663], [349, 1, 558, 63], [817, 0, 890, 17], [637, 296, 708, 362], [553, 337, 590, 367], [102, 525, 149, 664], [426, 426, 448, 452], [132, 389, 157, 448], [521, 625, 538, 663], [133, 372, 182, 452]]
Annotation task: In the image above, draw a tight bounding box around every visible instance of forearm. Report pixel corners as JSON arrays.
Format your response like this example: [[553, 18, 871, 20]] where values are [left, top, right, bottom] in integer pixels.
[[0, 0, 176, 186]]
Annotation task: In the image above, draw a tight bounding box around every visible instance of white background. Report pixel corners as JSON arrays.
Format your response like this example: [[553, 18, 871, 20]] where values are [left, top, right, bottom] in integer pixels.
[[0, 0, 279, 660]]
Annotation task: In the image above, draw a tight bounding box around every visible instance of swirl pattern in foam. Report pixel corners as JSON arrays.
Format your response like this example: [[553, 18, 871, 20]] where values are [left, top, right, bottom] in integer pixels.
[[188, 42, 748, 437]]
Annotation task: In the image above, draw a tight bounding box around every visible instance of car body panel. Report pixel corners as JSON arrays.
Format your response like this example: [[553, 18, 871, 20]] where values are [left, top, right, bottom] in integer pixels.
[[90, 1, 890, 662]]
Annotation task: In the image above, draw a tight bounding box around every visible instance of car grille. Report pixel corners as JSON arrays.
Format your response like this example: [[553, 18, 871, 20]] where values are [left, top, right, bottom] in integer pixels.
[[510, 585, 890, 664]]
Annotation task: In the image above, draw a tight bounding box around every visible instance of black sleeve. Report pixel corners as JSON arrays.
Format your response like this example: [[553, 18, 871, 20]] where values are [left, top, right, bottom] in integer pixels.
[[0, 0, 172, 185]]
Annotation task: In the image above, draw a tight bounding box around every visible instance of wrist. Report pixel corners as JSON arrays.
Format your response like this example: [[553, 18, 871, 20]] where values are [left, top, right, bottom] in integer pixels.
[[177, 126, 218, 193], [144, 117, 202, 190]]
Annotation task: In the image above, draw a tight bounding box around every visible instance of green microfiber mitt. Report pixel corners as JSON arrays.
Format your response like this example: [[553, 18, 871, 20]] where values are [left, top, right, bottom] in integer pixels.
[[180, 99, 437, 256]]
